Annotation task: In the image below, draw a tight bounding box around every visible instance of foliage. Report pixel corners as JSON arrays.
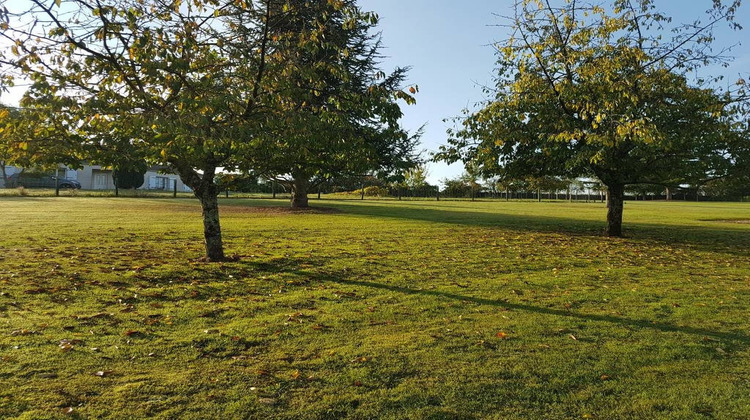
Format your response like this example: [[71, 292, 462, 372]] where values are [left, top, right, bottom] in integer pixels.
[[403, 164, 429, 190], [360, 185, 390, 197], [0, 104, 82, 183], [238, 0, 420, 207], [113, 166, 146, 190], [2, 0, 408, 259], [0, 197, 748, 418], [436, 0, 748, 236]]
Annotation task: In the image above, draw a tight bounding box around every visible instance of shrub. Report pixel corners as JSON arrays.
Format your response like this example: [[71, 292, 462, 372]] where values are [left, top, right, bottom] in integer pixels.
[[114, 169, 145, 189], [360, 186, 389, 197]]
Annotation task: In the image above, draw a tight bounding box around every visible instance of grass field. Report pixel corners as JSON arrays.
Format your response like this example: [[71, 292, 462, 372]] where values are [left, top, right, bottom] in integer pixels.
[[0, 197, 748, 419]]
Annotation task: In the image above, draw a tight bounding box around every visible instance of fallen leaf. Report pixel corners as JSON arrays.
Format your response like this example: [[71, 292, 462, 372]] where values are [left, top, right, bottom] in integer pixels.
[[94, 370, 113, 377], [600, 374, 610, 381], [569, 334, 578, 341]]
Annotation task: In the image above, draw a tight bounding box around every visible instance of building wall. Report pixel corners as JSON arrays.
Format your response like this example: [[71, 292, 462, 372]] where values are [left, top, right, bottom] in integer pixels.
[[2, 164, 191, 192]]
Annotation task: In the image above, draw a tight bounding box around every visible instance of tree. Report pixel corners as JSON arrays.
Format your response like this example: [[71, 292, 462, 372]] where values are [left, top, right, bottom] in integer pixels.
[[0, 103, 83, 186], [240, 0, 419, 209], [0, 104, 20, 187], [436, 0, 747, 236], [113, 165, 146, 190], [4, 0, 382, 260], [403, 164, 429, 192]]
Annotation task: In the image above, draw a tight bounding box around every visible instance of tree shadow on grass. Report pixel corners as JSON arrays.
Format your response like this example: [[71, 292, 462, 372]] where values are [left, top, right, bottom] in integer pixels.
[[321, 201, 750, 256], [327, 276, 750, 345], [235, 256, 750, 346]]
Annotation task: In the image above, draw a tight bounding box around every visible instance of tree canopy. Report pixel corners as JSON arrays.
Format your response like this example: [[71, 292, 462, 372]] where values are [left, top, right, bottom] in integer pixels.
[[236, 0, 420, 208], [436, 0, 748, 235]]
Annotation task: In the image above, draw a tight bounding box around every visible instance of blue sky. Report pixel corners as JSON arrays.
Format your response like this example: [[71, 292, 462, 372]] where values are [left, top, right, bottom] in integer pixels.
[[361, 0, 750, 185]]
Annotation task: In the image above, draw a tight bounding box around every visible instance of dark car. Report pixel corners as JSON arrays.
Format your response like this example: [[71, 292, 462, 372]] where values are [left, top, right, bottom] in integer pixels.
[[8, 173, 82, 189]]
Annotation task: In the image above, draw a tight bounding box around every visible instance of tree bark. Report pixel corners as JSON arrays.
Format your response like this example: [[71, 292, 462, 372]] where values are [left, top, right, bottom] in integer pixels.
[[197, 189, 225, 261], [173, 162, 225, 261], [1, 162, 9, 188], [606, 183, 625, 237], [290, 177, 309, 209]]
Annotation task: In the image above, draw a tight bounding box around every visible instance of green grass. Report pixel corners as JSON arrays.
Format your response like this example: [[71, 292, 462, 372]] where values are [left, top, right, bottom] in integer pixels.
[[1, 197, 748, 419]]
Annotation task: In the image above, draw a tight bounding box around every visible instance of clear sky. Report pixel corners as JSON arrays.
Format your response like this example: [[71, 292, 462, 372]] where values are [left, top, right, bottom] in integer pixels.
[[360, 0, 750, 185]]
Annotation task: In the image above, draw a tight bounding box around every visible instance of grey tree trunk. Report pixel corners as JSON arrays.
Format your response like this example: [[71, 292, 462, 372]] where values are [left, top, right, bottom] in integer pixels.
[[174, 163, 226, 261], [291, 177, 310, 209], [606, 183, 625, 237], [1, 162, 9, 188], [198, 190, 225, 261]]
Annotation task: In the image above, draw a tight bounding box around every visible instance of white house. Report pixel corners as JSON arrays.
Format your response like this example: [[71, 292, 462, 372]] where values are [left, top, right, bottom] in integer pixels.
[[1, 164, 192, 192]]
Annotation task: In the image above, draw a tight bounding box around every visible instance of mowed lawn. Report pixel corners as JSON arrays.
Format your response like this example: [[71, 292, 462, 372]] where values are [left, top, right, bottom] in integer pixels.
[[0, 197, 748, 419]]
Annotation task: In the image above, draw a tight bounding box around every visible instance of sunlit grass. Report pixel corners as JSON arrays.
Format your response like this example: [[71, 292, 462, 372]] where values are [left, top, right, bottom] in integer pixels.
[[1, 197, 748, 419]]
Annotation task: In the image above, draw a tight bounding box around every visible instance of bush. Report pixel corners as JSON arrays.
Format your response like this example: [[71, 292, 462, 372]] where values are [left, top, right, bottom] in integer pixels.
[[114, 169, 145, 189], [17, 186, 27, 196], [353, 186, 390, 197]]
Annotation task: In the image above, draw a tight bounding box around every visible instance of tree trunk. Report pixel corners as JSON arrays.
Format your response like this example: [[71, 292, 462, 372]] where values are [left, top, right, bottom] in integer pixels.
[[290, 177, 309, 209], [606, 183, 625, 237], [537, 188, 541, 202], [197, 189, 225, 261], [665, 187, 672, 201], [1, 162, 9, 188]]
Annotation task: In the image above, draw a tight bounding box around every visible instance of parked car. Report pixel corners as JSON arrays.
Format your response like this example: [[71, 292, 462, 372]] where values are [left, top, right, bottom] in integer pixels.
[[8, 173, 82, 189]]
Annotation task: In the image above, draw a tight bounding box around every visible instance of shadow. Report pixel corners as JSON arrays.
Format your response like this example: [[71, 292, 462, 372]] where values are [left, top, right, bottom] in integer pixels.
[[316, 200, 750, 256], [325, 276, 750, 345], [224, 256, 750, 345], [233, 256, 750, 346]]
